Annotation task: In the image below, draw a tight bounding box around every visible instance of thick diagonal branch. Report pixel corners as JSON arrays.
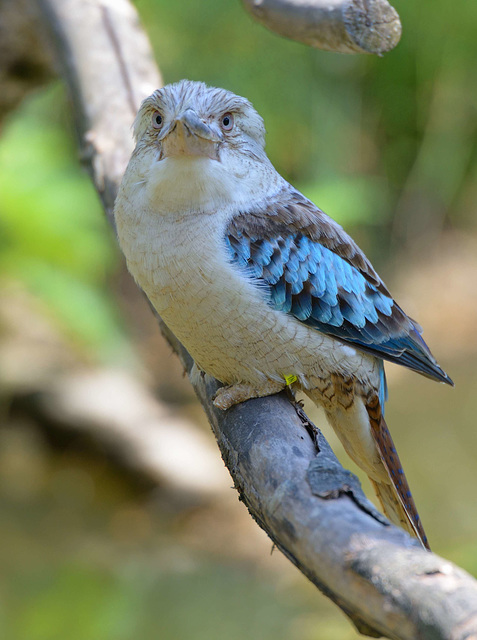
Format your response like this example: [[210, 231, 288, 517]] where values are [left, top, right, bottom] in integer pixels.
[[8, 0, 475, 637]]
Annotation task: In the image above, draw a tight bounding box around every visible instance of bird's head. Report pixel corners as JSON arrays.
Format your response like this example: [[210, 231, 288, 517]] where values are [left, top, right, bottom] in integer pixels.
[[133, 80, 267, 164]]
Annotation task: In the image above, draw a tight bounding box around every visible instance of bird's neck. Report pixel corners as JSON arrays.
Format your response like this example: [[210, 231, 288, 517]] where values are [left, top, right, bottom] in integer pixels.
[[144, 153, 284, 215]]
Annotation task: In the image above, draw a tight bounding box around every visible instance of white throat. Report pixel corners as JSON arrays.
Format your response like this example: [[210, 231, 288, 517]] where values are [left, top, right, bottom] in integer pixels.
[[145, 153, 283, 215]]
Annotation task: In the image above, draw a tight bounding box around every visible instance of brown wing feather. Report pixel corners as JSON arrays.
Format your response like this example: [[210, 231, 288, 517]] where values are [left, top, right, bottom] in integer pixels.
[[228, 185, 453, 386], [230, 185, 390, 295]]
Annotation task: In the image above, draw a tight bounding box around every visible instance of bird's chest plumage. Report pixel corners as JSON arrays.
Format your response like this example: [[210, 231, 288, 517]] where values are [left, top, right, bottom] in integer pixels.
[[117, 203, 374, 390], [118, 207, 294, 383], [134, 211, 242, 331]]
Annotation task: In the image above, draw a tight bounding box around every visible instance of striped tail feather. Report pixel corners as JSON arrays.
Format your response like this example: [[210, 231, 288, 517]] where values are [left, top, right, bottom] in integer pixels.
[[369, 478, 429, 548], [365, 394, 430, 549]]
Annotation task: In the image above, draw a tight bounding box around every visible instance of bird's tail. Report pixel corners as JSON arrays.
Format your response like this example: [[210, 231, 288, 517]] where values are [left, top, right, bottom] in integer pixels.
[[307, 387, 429, 549], [369, 477, 426, 542], [365, 394, 429, 549]]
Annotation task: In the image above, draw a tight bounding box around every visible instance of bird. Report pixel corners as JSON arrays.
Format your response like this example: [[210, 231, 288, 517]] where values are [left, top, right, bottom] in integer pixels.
[[114, 79, 453, 550]]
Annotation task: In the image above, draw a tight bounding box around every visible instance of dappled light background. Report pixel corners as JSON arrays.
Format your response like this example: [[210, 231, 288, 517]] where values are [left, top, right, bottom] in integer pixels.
[[1, 0, 477, 638]]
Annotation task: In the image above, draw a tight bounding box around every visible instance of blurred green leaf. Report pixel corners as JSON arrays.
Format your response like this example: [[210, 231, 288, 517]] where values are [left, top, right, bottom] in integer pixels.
[[6, 561, 308, 640], [298, 176, 389, 226], [0, 84, 127, 359]]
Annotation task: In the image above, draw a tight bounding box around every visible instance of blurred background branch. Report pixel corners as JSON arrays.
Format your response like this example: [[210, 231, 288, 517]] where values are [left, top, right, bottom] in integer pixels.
[[1, 0, 477, 638]]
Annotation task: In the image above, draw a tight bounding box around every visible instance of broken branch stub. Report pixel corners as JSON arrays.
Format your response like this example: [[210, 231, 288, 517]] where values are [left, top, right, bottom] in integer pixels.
[[241, 0, 402, 55]]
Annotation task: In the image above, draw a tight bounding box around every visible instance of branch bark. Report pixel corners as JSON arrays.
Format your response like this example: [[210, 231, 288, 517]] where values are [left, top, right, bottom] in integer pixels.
[[6, 0, 476, 637], [36, 0, 161, 219], [240, 0, 402, 55]]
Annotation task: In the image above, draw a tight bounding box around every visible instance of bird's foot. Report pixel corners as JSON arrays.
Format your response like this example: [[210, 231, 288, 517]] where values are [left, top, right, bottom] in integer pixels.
[[213, 380, 285, 411]]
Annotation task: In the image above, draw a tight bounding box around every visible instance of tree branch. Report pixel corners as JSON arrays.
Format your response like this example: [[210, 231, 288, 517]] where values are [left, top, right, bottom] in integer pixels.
[[241, 0, 402, 55], [36, 0, 161, 219], [10, 0, 476, 636]]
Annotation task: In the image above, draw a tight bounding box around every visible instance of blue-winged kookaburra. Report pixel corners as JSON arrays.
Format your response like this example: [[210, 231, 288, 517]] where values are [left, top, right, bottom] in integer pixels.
[[114, 80, 453, 549]]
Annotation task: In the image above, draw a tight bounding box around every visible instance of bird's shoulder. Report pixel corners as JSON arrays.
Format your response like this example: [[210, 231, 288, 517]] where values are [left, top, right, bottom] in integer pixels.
[[226, 185, 388, 295]]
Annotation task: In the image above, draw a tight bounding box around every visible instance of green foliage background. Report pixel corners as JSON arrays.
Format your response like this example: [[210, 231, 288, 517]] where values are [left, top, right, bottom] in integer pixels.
[[1, 0, 477, 638]]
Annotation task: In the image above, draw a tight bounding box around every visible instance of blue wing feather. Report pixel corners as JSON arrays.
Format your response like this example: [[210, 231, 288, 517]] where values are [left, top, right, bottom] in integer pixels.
[[225, 229, 452, 386]]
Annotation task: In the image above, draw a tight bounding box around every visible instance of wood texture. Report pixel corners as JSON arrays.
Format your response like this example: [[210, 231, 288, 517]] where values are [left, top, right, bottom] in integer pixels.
[[241, 0, 402, 55]]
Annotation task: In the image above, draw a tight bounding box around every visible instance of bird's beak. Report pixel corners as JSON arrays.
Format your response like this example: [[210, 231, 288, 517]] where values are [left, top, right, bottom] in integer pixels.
[[160, 109, 222, 160]]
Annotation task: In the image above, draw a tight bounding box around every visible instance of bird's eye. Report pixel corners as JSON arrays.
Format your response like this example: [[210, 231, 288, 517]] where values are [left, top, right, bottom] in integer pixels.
[[152, 111, 163, 129], [220, 113, 234, 131]]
